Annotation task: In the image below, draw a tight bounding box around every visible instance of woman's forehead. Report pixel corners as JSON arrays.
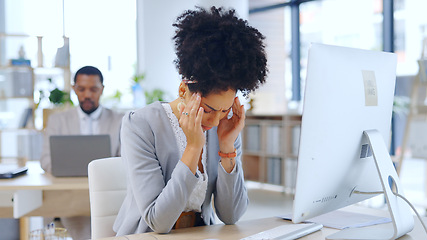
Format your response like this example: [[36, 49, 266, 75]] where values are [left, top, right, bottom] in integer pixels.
[[201, 89, 236, 110]]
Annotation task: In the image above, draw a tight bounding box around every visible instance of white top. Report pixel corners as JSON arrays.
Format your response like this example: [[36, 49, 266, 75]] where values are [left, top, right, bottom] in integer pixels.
[[77, 106, 103, 135], [161, 103, 208, 212]]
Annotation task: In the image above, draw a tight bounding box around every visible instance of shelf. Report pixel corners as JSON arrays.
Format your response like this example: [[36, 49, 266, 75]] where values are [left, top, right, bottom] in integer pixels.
[[0, 97, 33, 101], [0, 65, 32, 69], [242, 113, 302, 192], [414, 105, 427, 114], [242, 150, 287, 158], [241, 150, 262, 156], [0, 34, 70, 163]]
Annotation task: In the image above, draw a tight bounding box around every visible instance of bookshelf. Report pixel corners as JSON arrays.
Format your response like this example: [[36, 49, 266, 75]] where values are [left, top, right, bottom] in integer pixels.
[[0, 65, 42, 162], [0, 35, 70, 161], [0, 65, 35, 129], [242, 113, 302, 193]]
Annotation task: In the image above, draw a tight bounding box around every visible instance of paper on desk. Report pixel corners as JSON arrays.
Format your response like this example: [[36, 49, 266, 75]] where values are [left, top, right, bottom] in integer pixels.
[[280, 210, 391, 230]]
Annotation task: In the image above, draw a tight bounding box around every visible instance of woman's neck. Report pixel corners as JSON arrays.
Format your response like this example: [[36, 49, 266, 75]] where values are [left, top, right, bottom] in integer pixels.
[[169, 99, 181, 121]]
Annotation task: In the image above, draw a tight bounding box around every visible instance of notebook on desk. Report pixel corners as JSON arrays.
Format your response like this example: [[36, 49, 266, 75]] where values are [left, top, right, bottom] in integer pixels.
[[0, 164, 28, 179], [50, 135, 111, 177]]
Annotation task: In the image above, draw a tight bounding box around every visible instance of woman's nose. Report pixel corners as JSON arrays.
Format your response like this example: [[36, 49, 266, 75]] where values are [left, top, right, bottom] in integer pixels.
[[208, 112, 222, 127]]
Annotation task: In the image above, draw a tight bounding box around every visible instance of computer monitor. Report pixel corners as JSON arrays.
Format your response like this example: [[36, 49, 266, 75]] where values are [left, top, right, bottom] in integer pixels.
[[292, 43, 414, 239]]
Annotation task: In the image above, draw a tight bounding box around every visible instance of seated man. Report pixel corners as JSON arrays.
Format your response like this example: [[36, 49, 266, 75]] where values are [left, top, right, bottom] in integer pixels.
[[40, 66, 124, 239]]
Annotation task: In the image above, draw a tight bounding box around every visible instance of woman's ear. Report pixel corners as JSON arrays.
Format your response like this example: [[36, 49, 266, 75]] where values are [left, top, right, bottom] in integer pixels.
[[178, 81, 189, 99]]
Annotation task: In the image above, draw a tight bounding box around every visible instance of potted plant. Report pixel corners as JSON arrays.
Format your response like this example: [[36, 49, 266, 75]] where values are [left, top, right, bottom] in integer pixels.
[[145, 88, 165, 105]]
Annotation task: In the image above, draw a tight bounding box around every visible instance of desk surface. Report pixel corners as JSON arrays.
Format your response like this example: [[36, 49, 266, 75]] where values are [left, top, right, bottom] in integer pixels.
[[0, 161, 90, 218], [0, 161, 88, 191], [100, 206, 427, 240]]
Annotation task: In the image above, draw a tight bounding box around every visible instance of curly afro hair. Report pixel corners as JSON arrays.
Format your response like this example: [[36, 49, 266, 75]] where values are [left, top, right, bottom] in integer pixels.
[[173, 6, 268, 97]]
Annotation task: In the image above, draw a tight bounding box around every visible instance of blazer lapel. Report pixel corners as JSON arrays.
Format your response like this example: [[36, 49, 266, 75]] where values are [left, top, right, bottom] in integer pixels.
[[68, 108, 81, 134], [98, 108, 110, 134]]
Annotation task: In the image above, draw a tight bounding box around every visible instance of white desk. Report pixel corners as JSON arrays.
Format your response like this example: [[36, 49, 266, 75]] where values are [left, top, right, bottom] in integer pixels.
[[0, 161, 90, 239], [100, 206, 427, 240]]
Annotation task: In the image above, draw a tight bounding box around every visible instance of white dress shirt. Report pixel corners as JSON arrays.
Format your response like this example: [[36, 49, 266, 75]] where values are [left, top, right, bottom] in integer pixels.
[[77, 106, 103, 135]]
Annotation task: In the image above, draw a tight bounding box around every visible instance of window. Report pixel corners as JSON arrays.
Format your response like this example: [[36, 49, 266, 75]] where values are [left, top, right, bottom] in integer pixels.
[[249, 0, 425, 110], [394, 0, 427, 75], [2, 0, 137, 110], [298, 0, 382, 100]]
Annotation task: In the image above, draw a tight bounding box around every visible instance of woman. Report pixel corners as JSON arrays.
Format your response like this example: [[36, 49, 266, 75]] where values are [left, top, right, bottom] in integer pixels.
[[113, 6, 267, 235]]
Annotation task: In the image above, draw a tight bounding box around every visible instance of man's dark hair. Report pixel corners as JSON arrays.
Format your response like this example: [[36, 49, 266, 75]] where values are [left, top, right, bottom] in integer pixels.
[[173, 6, 268, 97], [73, 66, 104, 84]]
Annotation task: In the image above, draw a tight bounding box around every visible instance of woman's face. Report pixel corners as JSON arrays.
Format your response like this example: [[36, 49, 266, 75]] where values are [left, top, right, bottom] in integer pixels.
[[185, 88, 236, 131]]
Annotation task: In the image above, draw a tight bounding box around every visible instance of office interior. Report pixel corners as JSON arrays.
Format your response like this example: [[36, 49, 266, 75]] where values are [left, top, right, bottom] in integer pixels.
[[1, 0, 427, 239]]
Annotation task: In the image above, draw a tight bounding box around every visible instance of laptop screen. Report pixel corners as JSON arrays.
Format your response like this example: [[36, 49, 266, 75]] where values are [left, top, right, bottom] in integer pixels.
[[50, 135, 111, 177]]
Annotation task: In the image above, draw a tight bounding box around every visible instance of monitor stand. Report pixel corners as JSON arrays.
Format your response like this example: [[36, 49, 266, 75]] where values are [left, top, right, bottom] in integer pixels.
[[326, 129, 414, 240]]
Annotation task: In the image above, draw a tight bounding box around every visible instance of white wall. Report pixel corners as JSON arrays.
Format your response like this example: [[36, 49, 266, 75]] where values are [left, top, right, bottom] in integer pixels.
[[136, 0, 249, 101], [196, 0, 248, 19], [136, 0, 197, 101]]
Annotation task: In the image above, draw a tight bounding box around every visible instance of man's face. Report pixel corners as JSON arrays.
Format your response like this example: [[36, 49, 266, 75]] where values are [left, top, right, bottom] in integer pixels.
[[73, 74, 104, 114]]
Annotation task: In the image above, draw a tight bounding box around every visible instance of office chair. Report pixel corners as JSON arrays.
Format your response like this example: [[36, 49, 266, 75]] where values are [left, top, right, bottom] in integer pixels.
[[88, 157, 127, 239]]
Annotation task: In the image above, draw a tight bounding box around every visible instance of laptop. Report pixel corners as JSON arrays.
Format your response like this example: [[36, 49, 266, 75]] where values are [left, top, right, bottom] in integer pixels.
[[0, 164, 28, 179], [50, 135, 111, 177]]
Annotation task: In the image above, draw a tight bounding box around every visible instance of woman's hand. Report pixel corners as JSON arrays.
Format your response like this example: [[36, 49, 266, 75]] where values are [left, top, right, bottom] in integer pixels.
[[217, 97, 245, 153], [179, 93, 205, 173]]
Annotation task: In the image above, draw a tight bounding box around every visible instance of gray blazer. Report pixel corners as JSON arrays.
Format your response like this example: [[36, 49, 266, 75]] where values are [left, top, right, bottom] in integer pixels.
[[40, 107, 124, 173], [113, 102, 248, 235]]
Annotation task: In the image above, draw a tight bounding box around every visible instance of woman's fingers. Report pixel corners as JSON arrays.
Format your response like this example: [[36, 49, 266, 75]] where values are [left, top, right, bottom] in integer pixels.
[[231, 97, 242, 118], [178, 100, 185, 114], [180, 93, 205, 149], [231, 97, 245, 130], [182, 93, 195, 115], [188, 94, 200, 126], [179, 93, 202, 130], [181, 93, 196, 118], [189, 105, 197, 123], [195, 106, 204, 127], [238, 104, 246, 123]]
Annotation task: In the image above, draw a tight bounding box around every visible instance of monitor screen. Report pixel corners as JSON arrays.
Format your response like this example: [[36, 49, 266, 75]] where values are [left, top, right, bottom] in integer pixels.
[[292, 43, 413, 239]]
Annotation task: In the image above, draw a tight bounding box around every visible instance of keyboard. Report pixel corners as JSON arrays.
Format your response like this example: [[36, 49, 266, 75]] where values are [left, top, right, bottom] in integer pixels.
[[241, 222, 323, 240]]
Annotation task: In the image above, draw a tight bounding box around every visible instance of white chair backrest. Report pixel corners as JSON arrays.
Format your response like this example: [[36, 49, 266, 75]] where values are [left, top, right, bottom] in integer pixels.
[[88, 157, 127, 239]]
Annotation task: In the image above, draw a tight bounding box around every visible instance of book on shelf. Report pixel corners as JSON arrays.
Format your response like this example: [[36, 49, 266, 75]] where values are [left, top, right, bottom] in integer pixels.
[[0, 68, 33, 98], [10, 58, 31, 66], [267, 157, 282, 185], [19, 107, 33, 128], [292, 125, 301, 156], [17, 130, 43, 160], [266, 125, 281, 155], [245, 125, 260, 151]]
